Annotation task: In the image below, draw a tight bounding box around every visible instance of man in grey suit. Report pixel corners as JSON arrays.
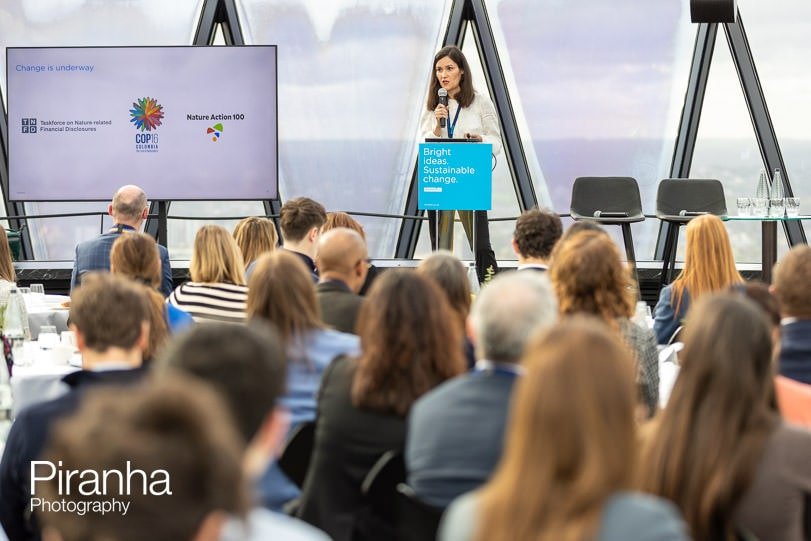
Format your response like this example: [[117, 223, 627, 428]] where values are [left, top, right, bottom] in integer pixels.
[[70, 185, 172, 296], [406, 272, 557, 507], [315, 228, 368, 334]]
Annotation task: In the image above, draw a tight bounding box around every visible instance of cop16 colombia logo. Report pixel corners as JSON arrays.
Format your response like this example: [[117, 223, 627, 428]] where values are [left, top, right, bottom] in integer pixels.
[[129, 97, 163, 152]]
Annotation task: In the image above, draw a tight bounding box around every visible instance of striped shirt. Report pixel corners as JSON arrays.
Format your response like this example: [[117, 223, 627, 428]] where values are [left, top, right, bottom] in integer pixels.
[[166, 282, 248, 324]]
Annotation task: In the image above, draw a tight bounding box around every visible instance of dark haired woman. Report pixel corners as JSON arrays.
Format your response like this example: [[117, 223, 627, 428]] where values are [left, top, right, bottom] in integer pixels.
[[421, 45, 499, 283], [640, 294, 811, 540], [297, 269, 465, 541]]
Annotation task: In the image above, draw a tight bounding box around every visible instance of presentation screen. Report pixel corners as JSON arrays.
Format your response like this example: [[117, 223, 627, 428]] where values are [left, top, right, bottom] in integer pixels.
[[6, 46, 277, 201]]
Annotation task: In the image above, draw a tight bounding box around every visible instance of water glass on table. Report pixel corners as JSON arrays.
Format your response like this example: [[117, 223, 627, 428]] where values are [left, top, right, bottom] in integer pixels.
[[29, 284, 45, 297], [38, 325, 59, 349], [736, 197, 751, 216], [786, 197, 801, 216], [751, 197, 769, 217], [769, 198, 785, 217]]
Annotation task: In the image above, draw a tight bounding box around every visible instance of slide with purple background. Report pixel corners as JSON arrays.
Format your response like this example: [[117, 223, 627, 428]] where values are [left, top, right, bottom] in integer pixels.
[[7, 46, 277, 200]]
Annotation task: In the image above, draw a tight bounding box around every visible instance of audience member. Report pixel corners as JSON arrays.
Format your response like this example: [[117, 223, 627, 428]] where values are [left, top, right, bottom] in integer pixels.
[[110, 233, 175, 359], [550, 230, 659, 415], [158, 324, 330, 541], [439, 318, 689, 541], [0, 228, 16, 284], [417, 251, 474, 367], [70, 184, 172, 296], [511, 207, 562, 272], [253, 197, 326, 282], [407, 271, 557, 507], [233, 216, 278, 269], [653, 214, 742, 344], [297, 270, 465, 541], [0, 274, 151, 540], [640, 294, 811, 540], [735, 276, 811, 429], [321, 211, 378, 294], [772, 244, 811, 385], [168, 225, 248, 324], [37, 377, 247, 541], [247, 250, 360, 510], [315, 227, 368, 334]]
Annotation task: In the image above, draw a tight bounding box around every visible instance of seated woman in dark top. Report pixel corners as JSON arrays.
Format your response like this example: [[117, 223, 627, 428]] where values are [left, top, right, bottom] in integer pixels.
[[417, 251, 475, 368], [640, 293, 811, 540], [297, 269, 465, 541]]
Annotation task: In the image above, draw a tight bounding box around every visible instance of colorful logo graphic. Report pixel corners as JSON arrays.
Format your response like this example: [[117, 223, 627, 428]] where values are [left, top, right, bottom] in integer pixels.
[[129, 97, 164, 132], [207, 123, 224, 141]]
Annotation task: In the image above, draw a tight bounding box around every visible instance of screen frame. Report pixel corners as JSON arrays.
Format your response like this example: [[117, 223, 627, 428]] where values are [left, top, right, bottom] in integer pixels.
[[5, 45, 278, 202]]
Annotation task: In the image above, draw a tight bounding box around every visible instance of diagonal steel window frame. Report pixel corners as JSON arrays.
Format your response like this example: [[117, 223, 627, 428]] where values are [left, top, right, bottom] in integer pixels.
[[395, 0, 537, 259]]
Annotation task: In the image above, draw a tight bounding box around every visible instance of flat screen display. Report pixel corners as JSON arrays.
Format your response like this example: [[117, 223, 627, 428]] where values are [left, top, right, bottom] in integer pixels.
[[6, 46, 277, 201]]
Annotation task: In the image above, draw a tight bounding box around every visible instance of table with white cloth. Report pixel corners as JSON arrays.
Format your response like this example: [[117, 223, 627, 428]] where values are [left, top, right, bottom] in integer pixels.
[[24, 294, 70, 340], [9, 344, 80, 417]]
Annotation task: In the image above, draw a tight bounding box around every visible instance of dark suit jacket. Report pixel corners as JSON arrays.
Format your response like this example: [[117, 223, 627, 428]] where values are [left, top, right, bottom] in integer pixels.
[[316, 280, 363, 334], [0, 368, 146, 541], [405, 368, 517, 507], [779, 320, 811, 385], [71, 225, 172, 296], [297, 357, 405, 541]]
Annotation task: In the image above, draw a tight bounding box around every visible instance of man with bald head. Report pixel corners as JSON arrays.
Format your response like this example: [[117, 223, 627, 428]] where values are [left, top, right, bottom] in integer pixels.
[[71, 185, 173, 296], [315, 227, 368, 334]]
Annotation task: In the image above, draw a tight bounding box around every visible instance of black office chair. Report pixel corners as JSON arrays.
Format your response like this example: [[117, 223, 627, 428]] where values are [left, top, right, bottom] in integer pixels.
[[277, 421, 315, 488], [570, 177, 645, 285], [395, 483, 444, 541], [355, 450, 406, 540], [656, 179, 727, 286]]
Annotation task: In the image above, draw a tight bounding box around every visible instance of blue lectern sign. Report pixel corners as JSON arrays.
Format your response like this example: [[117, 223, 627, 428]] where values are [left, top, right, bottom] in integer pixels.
[[418, 142, 492, 210]]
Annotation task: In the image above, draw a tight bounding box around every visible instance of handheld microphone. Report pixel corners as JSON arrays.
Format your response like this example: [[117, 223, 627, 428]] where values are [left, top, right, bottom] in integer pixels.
[[438, 88, 448, 128]]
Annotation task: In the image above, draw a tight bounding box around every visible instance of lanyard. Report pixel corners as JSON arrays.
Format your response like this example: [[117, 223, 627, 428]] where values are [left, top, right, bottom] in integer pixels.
[[474, 360, 524, 378], [447, 102, 462, 138]]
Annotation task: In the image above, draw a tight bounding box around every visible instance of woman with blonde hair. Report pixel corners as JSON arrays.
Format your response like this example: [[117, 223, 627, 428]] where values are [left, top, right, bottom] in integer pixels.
[[233, 216, 277, 269], [247, 250, 360, 510], [550, 230, 659, 415], [110, 233, 186, 360], [0, 228, 16, 284], [640, 294, 811, 540], [167, 225, 248, 324], [653, 214, 742, 344], [440, 318, 688, 541]]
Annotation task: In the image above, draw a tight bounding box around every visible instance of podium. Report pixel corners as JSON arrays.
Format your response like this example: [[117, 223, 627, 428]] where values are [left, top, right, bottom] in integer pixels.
[[418, 141, 493, 253]]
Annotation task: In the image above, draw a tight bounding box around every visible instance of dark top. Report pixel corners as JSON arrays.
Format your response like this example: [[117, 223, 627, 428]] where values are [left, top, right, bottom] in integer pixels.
[[316, 280, 364, 334], [653, 285, 690, 345], [406, 368, 517, 507], [358, 264, 379, 297], [71, 224, 173, 297], [291, 250, 319, 283], [0, 368, 147, 541], [297, 356, 406, 541], [778, 320, 811, 386]]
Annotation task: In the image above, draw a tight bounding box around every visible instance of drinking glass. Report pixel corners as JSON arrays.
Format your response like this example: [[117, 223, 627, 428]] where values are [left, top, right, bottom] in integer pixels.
[[38, 325, 59, 349], [17, 287, 30, 295], [29, 283, 45, 296], [751, 197, 769, 217], [736, 197, 751, 216], [786, 197, 801, 216], [769, 198, 785, 217]]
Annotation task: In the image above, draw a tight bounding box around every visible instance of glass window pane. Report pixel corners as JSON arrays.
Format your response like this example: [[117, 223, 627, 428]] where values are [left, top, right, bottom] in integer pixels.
[[735, 0, 808, 251], [690, 29, 764, 263], [414, 23, 522, 262], [0, 0, 206, 260], [484, 0, 695, 259], [235, 0, 452, 257]]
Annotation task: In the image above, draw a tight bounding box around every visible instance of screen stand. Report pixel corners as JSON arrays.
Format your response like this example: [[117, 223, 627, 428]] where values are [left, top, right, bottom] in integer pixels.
[[156, 200, 168, 247]]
